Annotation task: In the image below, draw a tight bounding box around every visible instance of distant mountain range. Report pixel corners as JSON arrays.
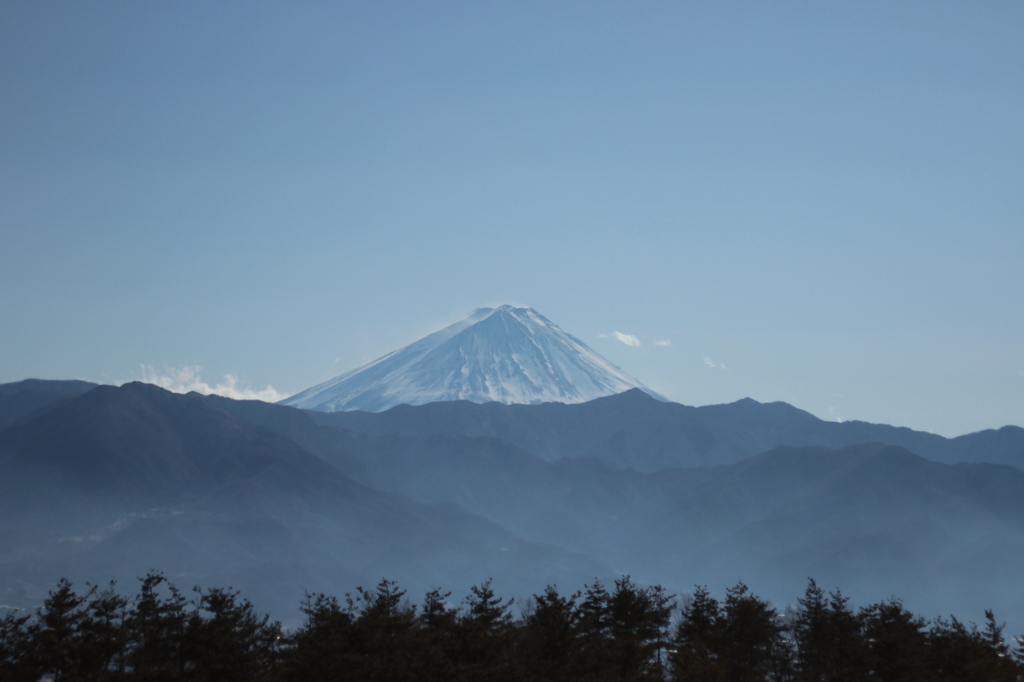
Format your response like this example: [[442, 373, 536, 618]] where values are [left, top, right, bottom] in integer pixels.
[[0, 380, 604, 623], [297, 387, 1024, 473], [280, 306, 665, 412], [3, 377, 1024, 630]]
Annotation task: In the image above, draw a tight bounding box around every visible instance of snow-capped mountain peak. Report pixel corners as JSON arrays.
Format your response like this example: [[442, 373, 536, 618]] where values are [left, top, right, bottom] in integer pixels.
[[281, 306, 665, 412]]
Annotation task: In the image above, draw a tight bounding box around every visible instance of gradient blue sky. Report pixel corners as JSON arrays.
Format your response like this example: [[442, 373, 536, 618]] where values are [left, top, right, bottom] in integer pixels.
[[2, 1, 1022, 436]]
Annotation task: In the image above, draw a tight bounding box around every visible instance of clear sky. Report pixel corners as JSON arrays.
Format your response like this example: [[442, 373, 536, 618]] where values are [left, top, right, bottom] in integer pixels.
[[2, 1, 1022, 437]]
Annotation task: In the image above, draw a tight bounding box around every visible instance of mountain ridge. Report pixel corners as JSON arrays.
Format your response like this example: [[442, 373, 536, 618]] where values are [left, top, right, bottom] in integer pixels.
[[306, 387, 1024, 471], [5, 378, 1024, 628], [0, 381, 609, 622], [209, 392, 1024, 624]]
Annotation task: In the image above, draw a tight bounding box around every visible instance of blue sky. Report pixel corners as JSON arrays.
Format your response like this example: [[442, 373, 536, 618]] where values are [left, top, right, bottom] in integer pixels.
[[2, 1, 1021, 436]]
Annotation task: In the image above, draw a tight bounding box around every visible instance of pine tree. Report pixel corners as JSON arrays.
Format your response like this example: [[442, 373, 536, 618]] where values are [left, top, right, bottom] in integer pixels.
[[457, 580, 515, 682], [188, 585, 283, 681], [792, 580, 867, 682], [125, 571, 190, 682], [415, 588, 459, 682], [519, 585, 580, 682], [27, 578, 88, 681], [859, 598, 927, 682], [605, 576, 673, 681], [348, 579, 419, 682], [928, 613, 1020, 682], [672, 586, 724, 682], [718, 582, 788, 682], [575, 579, 615, 681], [793, 579, 828, 682], [0, 608, 32, 681], [285, 591, 354, 682], [823, 588, 867, 682], [80, 582, 131, 681]]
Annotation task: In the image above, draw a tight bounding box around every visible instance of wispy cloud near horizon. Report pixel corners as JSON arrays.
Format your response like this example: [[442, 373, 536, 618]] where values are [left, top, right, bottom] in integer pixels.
[[654, 340, 671, 347], [137, 365, 289, 402]]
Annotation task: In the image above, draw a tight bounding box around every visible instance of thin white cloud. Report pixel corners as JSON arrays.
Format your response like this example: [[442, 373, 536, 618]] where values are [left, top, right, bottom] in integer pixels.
[[613, 331, 641, 347], [827, 406, 844, 423], [703, 356, 728, 370], [597, 333, 609, 339], [137, 365, 289, 402], [654, 340, 671, 347]]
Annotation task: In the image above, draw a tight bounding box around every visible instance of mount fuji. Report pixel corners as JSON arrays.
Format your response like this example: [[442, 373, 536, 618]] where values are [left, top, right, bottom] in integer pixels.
[[281, 306, 666, 412]]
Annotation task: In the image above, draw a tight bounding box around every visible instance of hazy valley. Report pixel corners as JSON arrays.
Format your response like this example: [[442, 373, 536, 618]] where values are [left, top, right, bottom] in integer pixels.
[[3, 375, 1024, 632]]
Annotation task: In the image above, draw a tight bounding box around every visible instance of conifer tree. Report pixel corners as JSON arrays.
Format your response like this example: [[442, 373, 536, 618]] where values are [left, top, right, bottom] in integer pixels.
[[0, 608, 32, 681], [824, 588, 866, 682], [672, 586, 724, 682], [80, 582, 131, 681], [718, 582, 788, 682], [519, 585, 580, 682], [605, 576, 673, 681], [928, 613, 1019, 682], [793, 579, 828, 682], [457, 580, 515, 682], [286, 592, 354, 682], [125, 572, 191, 682], [793, 580, 867, 682], [576, 579, 614, 681], [27, 578, 88, 682], [860, 598, 927, 682], [188, 586, 282, 682], [347, 579, 419, 682], [416, 588, 459, 682]]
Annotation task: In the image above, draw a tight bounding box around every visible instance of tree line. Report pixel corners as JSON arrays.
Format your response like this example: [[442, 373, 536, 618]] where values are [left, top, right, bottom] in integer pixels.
[[1, 572, 1021, 681]]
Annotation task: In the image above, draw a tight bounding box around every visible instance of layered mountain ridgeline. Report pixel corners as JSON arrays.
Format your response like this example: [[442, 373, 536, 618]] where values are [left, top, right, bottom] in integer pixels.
[[0, 381, 606, 623], [301, 387, 1024, 471], [274, 303, 1023, 471], [3, 573, 1022, 682], [0, 378, 97, 430], [3, 379, 1024, 630], [217, 391, 1024, 623]]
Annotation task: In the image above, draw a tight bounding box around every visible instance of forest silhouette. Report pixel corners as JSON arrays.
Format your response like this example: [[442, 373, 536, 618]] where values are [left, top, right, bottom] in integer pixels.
[[1, 573, 1021, 681]]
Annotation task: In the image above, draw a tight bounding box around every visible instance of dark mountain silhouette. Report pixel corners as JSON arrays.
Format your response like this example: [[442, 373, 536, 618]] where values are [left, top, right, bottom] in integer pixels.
[[307, 388, 1024, 471], [0, 378, 97, 431], [212, 390, 1024, 624], [0, 382, 607, 623], [4, 379, 1024, 630]]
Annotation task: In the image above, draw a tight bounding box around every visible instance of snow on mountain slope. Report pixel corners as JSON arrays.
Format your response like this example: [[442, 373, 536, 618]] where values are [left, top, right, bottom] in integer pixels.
[[281, 306, 665, 412]]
